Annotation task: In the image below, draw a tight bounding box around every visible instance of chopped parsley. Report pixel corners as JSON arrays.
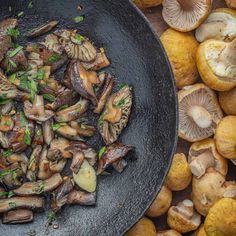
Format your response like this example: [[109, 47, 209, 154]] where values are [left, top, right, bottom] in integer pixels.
[[6, 28, 20, 40], [4, 120, 12, 126], [26, 230, 36, 236], [74, 15, 84, 23], [47, 210, 56, 226], [98, 113, 105, 124], [0, 190, 14, 198], [0, 169, 17, 182], [24, 124, 31, 145], [44, 53, 62, 64], [29, 79, 38, 102], [115, 98, 125, 108], [74, 34, 84, 44], [28, 1, 34, 9], [8, 46, 23, 58], [8, 201, 16, 209], [3, 148, 13, 158], [56, 104, 68, 111], [19, 73, 29, 90], [9, 73, 16, 83], [80, 122, 86, 129], [43, 94, 56, 102], [28, 155, 35, 170], [52, 123, 66, 131], [37, 67, 46, 80], [33, 180, 45, 194], [20, 111, 27, 128], [98, 146, 106, 159], [17, 11, 24, 18]]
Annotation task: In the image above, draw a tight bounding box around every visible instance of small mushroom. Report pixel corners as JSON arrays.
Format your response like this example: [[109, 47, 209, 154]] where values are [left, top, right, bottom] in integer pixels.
[[3, 209, 33, 224], [41, 34, 64, 54], [38, 75, 62, 96], [188, 138, 228, 178], [37, 146, 52, 180], [6, 153, 28, 173], [0, 115, 14, 132], [156, 229, 182, 236], [225, 0, 236, 9], [204, 198, 236, 236], [167, 199, 201, 233], [196, 8, 236, 42], [0, 71, 17, 100], [66, 190, 96, 206], [42, 119, 54, 146], [165, 153, 192, 191], [162, 0, 212, 32], [196, 38, 236, 91], [178, 83, 223, 142], [0, 18, 18, 35], [219, 87, 236, 115], [215, 116, 236, 160], [146, 186, 172, 217]]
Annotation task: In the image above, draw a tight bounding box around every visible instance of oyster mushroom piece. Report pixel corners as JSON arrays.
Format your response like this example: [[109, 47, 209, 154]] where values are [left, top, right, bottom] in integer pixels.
[[196, 8, 236, 42], [162, 0, 212, 32], [32, 124, 44, 148], [13, 173, 63, 196], [219, 87, 236, 115], [0, 71, 17, 100], [37, 146, 52, 180], [6, 153, 28, 173], [40, 34, 64, 54], [0, 196, 45, 213], [49, 159, 67, 173], [178, 83, 223, 142], [70, 120, 96, 137], [63, 60, 74, 89], [0, 131, 10, 148], [66, 190, 96, 206], [42, 119, 54, 146], [55, 123, 83, 141], [24, 95, 54, 122], [188, 138, 228, 178], [97, 143, 133, 175], [98, 85, 133, 144], [55, 99, 88, 123], [197, 38, 236, 91], [3, 209, 33, 224], [167, 199, 201, 233]]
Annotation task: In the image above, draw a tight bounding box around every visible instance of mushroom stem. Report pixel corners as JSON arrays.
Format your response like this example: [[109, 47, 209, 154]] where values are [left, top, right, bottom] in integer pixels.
[[177, 199, 194, 219], [188, 106, 212, 128], [220, 38, 236, 64], [189, 151, 215, 178], [32, 95, 45, 116], [176, 0, 197, 11]]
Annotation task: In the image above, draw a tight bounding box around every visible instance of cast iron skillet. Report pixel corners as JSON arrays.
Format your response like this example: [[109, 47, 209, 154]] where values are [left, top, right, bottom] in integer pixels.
[[0, 0, 178, 235]]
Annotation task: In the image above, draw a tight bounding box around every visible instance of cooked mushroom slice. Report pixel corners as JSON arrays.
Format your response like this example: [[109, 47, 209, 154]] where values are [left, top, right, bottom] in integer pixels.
[[6, 153, 28, 173], [178, 84, 223, 142], [0, 18, 18, 35], [0, 131, 10, 148], [27, 20, 59, 38], [197, 38, 236, 91], [40, 34, 64, 54], [94, 73, 114, 114], [63, 60, 74, 89], [225, 0, 236, 9], [42, 119, 54, 146], [0, 100, 14, 115], [196, 8, 236, 42], [55, 123, 83, 141], [54, 29, 97, 62], [55, 99, 88, 122], [49, 158, 67, 173], [162, 0, 212, 32], [188, 138, 228, 178], [73, 160, 96, 193], [0, 196, 45, 213], [51, 177, 74, 212], [112, 159, 128, 173], [167, 199, 201, 233], [24, 95, 54, 122], [26, 145, 42, 181], [32, 124, 44, 148], [13, 173, 63, 196], [15, 89, 31, 102], [98, 85, 133, 144], [70, 120, 96, 137], [37, 146, 52, 180], [0, 35, 12, 63], [3, 209, 33, 224], [97, 143, 133, 175], [82, 147, 97, 166], [67, 190, 96, 206], [71, 62, 100, 105], [0, 71, 17, 100], [0, 115, 14, 132]]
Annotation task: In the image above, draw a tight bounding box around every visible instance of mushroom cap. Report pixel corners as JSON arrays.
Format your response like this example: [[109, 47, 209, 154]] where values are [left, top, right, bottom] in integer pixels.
[[188, 138, 228, 178], [178, 83, 223, 142], [162, 0, 212, 32], [225, 0, 236, 9], [146, 186, 172, 217], [133, 0, 162, 8], [215, 116, 236, 159], [196, 39, 236, 91], [192, 224, 207, 236], [196, 8, 236, 42], [219, 87, 236, 115], [125, 217, 157, 236], [192, 170, 225, 216], [160, 29, 198, 88], [165, 153, 192, 191], [157, 229, 182, 236], [204, 198, 236, 236]]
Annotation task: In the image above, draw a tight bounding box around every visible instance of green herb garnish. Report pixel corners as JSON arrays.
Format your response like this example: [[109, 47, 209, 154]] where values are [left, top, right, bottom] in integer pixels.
[[52, 123, 66, 131], [74, 34, 84, 44], [3, 148, 13, 158], [11, 170, 17, 181], [98, 113, 105, 124], [33, 180, 44, 194], [8, 58, 17, 68], [28, 155, 35, 170], [0, 99, 10, 105], [43, 94, 56, 102], [37, 67, 46, 80], [26, 230, 36, 236], [32, 44, 39, 51], [8, 46, 23, 58], [6, 28, 20, 40], [8, 201, 16, 209], [19, 73, 30, 90], [0, 169, 16, 182], [56, 104, 68, 112], [45, 53, 62, 64], [29, 79, 38, 102], [115, 98, 125, 108], [17, 11, 24, 17], [9, 73, 16, 83], [98, 146, 106, 159], [8, 191, 15, 198], [4, 120, 12, 126], [80, 122, 86, 129], [47, 210, 56, 226], [28, 1, 34, 9], [20, 111, 27, 128], [24, 124, 31, 145], [74, 15, 84, 23]]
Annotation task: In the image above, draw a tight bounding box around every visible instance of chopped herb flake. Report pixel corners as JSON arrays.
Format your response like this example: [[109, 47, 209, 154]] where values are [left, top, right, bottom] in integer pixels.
[[98, 146, 106, 159], [29, 79, 38, 102], [115, 98, 125, 108], [8, 46, 23, 58], [28, 155, 35, 170], [24, 124, 31, 145], [6, 28, 20, 40], [74, 15, 84, 23], [26, 230, 36, 236], [56, 104, 68, 111], [17, 11, 24, 17], [43, 94, 56, 102], [74, 34, 84, 44], [8, 201, 16, 209], [20, 111, 27, 128], [45, 53, 63, 64], [3, 148, 13, 158], [28, 1, 33, 9], [52, 123, 66, 131], [33, 180, 45, 194], [9, 73, 16, 83], [37, 67, 46, 80], [47, 210, 56, 226], [80, 122, 86, 129]]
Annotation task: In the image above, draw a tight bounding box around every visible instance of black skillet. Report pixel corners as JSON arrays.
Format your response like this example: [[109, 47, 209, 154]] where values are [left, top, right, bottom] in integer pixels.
[[0, 0, 178, 235]]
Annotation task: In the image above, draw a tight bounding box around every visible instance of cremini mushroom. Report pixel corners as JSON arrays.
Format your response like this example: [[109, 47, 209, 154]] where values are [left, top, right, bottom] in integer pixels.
[[188, 138, 228, 178], [196, 38, 236, 91], [162, 0, 212, 32], [146, 185, 172, 217], [225, 0, 236, 9], [219, 87, 236, 115], [204, 198, 236, 236], [196, 8, 236, 42], [178, 83, 223, 142], [165, 153, 192, 191], [192, 224, 207, 236], [167, 199, 201, 233], [160, 29, 198, 88], [215, 116, 236, 160], [125, 216, 157, 236], [157, 229, 182, 236]]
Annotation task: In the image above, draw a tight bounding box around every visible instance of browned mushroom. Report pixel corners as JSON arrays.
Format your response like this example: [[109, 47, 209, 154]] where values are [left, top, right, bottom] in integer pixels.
[[40, 34, 64, 54], [0, 101, 14, 115], [63, 60, 74, 89], [38, 75, 62, 96], [0, 131, 10, 148], [42, 119, 54, 146], [112, 159, 128, 173], [37, 146, 52, 180], [32, 124, 44, 148], [70, 120, 96, 137], [3, 209, 33, 224], [0, 115, 14, 132], [6, 153, 28, 174], [67, 190, 96, 206]]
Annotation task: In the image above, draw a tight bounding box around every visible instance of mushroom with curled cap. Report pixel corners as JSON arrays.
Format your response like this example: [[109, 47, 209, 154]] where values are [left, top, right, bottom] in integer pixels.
[[219, 87, 236, 115], [178, 83, 223, 142], [196, 38, 236, 91], [195, 8, 236, 42], [188, 138, 228, 178], [167, 199, 201, 233], [162, 0, 212, 32]]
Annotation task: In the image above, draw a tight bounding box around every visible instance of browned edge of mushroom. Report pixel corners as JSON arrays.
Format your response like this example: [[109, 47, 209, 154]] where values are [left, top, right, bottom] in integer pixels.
[[66, 190, 96, 206], [3, 209, 33, 224]]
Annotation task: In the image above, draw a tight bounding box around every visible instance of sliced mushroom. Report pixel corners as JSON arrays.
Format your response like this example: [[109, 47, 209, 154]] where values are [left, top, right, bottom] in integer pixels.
[[67, 190, 96, 206], [3, 209, 33, 224], [178, 84, 223, 142], [55, 124, 83, 141], [98, 85, 133, 144], [6, 153, 28, 173], [49, 159, 67, 173], [162, 0, 212, 32], [0, 131, 10, 148], [70, 120, 96, 137], [0, 18, 18, 36], [112, 159, 128, 173], [24, 95, 54, 122], [63, 60, 74, 89], [32, 124, 44, 148], [0, 115, 14, 132], [37, 146, 52, 180], [0, 71, 17, 100], [55, 99, 88, 122], [0, 196, 45, 213], [15, 89, 31, 102], [0, 35, 12, 63], [42, 119, 54, 146], [40, 34, 64, 54], [13, 173, 63, 196], [0, 101, 14, 115], [97, 143, 133, 175]]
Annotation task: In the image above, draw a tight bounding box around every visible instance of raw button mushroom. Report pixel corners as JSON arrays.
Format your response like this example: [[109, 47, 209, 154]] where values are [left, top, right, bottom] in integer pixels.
[[167, 199, 201, 233], [162, 0, 212, 32], [178, 83, 223, 142], [188, 138, 228, 178], [219, 87, 236, 115], [196, 8, 236, 42], [196, 38, 236, 91]]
